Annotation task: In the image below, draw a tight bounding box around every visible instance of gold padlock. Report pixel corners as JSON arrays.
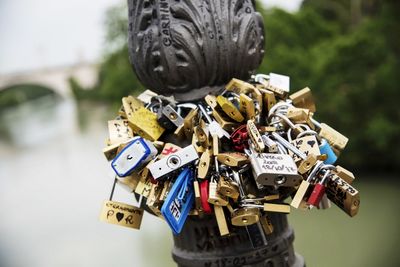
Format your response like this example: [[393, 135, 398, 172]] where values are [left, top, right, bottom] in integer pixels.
[[216, 152, 249, 167], [298, 154, 319, 174], [289, 87, 316, 112], [198, 150, 212, 179], [265, 83, 288, 99], [261, 89, 277, 113], [333, 166, 355, 184], [263, 203, 291, 213], [226, 78, 255, 94], [214, 205, 230, 236], [146, 183, 164, 217], [117, 172, 141, 192], [290, 180, 311, 209], [183, 108, 199, 139], [100, 200, 143, 230], [247, 120, 265, 153], [212, 109, 239, 131], [239, 93, 256, 120], [286, 107, 315, 129], [205, 95, 218, 109], [218, 178, 240, 200], [231, 208, 260, 226], [208, 181, 229, 206], [134, 178, 153, 198], [289, 135, 321, 163], [128, 107, 165, 141], [102, 142, 121, 161], [216, 95, 245, 122], [107, 119, 134, 144], [326, 174, 360, 217], [212, 134, 220, 156], [122, 95, 144, 119], [319, 123, 349, 151]]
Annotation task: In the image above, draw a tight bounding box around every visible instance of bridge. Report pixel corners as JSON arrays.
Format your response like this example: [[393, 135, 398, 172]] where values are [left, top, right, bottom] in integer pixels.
[[0, 62, 99, 98]]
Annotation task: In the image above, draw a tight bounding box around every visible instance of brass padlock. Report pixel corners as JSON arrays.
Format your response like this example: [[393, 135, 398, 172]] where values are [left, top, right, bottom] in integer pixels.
[[216, 95, 245, 122], [146, 183, 164, 217], [134, 178, 153, 198], [226, 78, 256, 94], [212, 134, 220, 156], [100, 200, 143, 230], [261, 89, 277, 113], [298, 154, 319, 174], [286, 107, 314, 129], [183, 108, 199, 139], [208, 180, 229, 206], [290, 180, 311, 209], [247, 120, 265, 153], [218, 178, 240, 200], [107, 119, 134, 144], [326, 174, 360, 217], [212, 108, 239, 131], [216, 152, 249, 167], [205, 95, 218, 109], [122, 95, 144, 119], [333, 165, 355, 184], [214, 205, 230, 236], [231, 208, 260, 226], [117, 172, 141, 192], [263, 203, 291, 213], [289, 135, 321, 163], [198, 150, 212, 179], [128, 107, 165, 141], [319, 123, 349, 151], [289, 87, 316, 112], [239, 93, 256, 120]]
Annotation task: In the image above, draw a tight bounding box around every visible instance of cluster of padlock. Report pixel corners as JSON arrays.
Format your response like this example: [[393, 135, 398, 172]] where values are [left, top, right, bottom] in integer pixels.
[[100, 73, 360, 244]]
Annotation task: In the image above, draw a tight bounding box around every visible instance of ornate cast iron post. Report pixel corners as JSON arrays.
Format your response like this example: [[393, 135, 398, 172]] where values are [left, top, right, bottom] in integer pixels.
[[127, 1, 305, 266]]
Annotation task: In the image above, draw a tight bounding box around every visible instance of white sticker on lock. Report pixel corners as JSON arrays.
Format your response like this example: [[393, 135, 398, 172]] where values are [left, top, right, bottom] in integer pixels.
[[250, 153, 301, 187], [269, 73, 290, 93], [149, 145, 199, 179], [111, 137, 158, 177]]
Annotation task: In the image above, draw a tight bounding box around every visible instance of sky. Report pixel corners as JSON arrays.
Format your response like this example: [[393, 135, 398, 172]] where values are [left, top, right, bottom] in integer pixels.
[[0, 0, 302, 74]]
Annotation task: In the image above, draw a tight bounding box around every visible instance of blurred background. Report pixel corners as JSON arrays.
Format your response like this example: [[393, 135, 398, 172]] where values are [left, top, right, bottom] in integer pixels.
[[0, 0, 399, 266]]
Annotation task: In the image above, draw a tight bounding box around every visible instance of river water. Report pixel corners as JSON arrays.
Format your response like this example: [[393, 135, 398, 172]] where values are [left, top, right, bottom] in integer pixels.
[[0, 95, 174, 267]]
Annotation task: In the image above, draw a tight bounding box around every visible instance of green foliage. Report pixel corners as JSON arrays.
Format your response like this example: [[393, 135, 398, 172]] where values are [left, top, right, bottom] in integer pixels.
[[86, 0, 399, 171]]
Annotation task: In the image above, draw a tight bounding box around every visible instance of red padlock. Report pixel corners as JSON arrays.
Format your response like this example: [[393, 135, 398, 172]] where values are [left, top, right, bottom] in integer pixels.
[[307, 171, 330, 207], [200, 180, 212, 214], [230, 124, 248, 152]]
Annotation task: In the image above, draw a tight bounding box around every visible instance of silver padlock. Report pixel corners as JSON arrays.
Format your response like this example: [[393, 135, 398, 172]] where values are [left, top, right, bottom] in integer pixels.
[[249, 152, 302, 187]]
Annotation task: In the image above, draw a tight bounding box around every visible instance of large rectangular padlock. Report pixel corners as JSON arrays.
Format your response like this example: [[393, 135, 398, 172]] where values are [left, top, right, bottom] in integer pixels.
[[326, 174, 360, 217], [250, 153, 302, 187], [289, 87, 316, 112], [148, 145, 199, 179], [289, 135, 321, 163]]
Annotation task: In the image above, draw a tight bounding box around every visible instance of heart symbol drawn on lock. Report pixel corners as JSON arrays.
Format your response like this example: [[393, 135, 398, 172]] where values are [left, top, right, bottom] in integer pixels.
[[307, 140, 316, 148], [116, 212, 124, 222]]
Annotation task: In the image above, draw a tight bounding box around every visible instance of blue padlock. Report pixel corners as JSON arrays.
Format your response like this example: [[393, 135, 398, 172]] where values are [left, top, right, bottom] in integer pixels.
[[319, 138, 337, 165], [161, 167, 194, 234]]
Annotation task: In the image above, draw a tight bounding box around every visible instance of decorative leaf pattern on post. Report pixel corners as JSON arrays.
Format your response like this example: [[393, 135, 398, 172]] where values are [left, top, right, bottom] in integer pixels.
[[128, 0, 265, 101]]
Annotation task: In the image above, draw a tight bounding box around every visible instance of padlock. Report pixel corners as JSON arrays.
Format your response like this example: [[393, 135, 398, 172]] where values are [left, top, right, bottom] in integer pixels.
[[319, 138, 338, 165], [107, 119, 133, 144], [157, 104, 184, 130], [269, 73, 290, 93], [198, 149, 212, 179], [117, 172, 141, 192], [214, 205, 230, 236], [319, 123, 348, 152], [218, 178, 239, 200], [216, 152, 249, 167], [261, 89, 277, 113], [103, 142, 122, 161], [205, 95, 218, 109], [249, 152, 302, 187], [226, 78, 256, 94], [148, 145, 199, 179], [333, 165, 355, 184], [239, 93, 256, 120], [216, 95, 245, 122], [100, 200, 144, 230], [111, 137, 158, 177], [212, 108, 240, 132], [263, 203, 291, 213], [208, 178, 229, 206], [231, 208, 260, 226], [286, 107, 315, 129], [146, 182, 165, 217], [289, 135, 321, 163], [212, 134, 220, 156], [247, 120, 265, 153], [326, 174, 360, 217], [307, 171, 331, 207], [122, 95, 144, 119], [182, 108, 199, 139], [298, 154, 319, 175], [289, 87, 316, 112], [135, 177, 153, 198], [200, 180, 212, 214], [193, 180, 203, 212], [290, 180, 311, 209], [193, 120, 210, 148], [128, 107, 165, 141], [261, 135, 278, 153]]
